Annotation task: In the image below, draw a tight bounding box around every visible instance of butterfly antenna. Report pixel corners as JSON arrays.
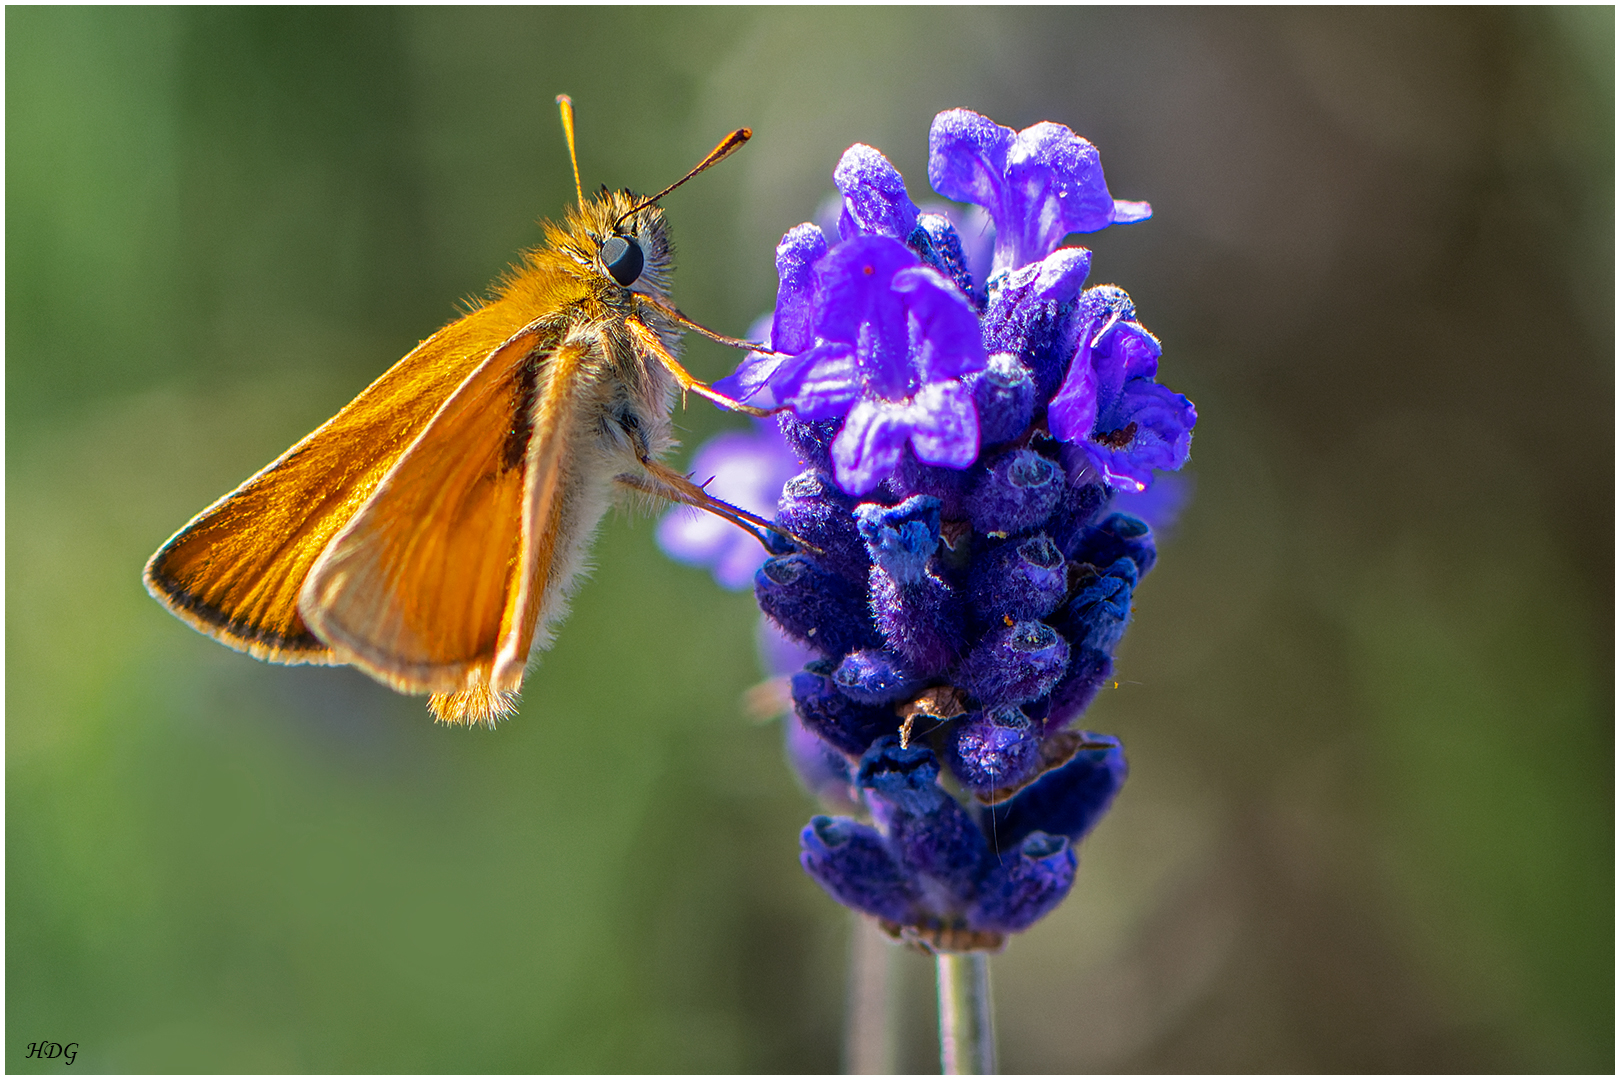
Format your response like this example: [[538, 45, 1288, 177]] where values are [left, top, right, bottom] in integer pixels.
[[556, 94, 585, 208], [613, 128, 750, 232]]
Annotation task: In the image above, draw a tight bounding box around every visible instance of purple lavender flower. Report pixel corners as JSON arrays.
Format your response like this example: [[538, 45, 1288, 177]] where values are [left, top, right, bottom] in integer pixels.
[[928, 108, 1151, 276], [761, 236, 987, 495], [718, 144, 989, 497], [1048, 294, 1197, 493], [677, 109, 1193, 949]]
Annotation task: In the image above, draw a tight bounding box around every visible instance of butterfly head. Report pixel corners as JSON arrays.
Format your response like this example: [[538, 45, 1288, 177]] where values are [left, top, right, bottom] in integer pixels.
[[571, 190, 674, 298]]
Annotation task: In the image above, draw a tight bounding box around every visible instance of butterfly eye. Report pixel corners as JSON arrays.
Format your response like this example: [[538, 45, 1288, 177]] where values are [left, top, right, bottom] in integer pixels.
[[600, 234, 644, 286]]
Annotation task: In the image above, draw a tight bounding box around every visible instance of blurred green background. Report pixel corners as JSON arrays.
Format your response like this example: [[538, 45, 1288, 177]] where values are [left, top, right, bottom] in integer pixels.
[[8, 7, 1612, 1073]]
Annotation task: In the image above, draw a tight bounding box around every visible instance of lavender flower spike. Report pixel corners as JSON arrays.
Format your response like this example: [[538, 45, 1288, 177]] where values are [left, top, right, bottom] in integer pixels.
[[929, 108, 1151, 275], [683, 108, 1192, 953]]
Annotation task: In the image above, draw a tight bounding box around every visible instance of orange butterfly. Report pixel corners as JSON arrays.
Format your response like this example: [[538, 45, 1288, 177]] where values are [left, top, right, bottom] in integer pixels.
[[145, 96, 785, 727]]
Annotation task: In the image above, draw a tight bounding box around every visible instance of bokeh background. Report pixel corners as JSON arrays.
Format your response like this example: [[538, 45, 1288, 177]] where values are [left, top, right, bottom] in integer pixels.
[[8, 7, 1612, 1073]]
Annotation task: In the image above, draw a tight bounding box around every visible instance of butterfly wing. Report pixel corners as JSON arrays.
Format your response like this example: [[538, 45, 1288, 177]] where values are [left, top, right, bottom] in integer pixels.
[[299, 322, 596, 725], [144, 301, 552, 663]]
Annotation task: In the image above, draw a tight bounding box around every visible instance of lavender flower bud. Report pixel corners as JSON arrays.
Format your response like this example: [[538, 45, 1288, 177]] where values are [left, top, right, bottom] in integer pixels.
[[835, 143, 920, 241], [790, 666, 896, 756], [858, 739, 988, 900], [778, 414, 839, 474], [967, 448, 1064, 535], [1047, 475, 1112, 559], [868, 572, 965, 679], [968, 533, 1067, 623], [1046, 647, 1114, 730], [957, 620, 1070, 708], [890, 451, 972, 520], [855, 497, 941, 584], [755, 554, 873, 656], [776, 469, 870, 580], [1059, 556, 1137, 654], [944, 705, 1043, 795], [982, 248, 1092, 400], [968, 832, 1077, 932], [906, 212, 982, 307], [1071, 512, 1157, 577], [800, 815, 919, 924], [858, 497, 966, 675], [966, 353, 1037, 447], [987, 733, 1127, 845], [1075, 283, 1135, 334], [833, 648, 924, 705]]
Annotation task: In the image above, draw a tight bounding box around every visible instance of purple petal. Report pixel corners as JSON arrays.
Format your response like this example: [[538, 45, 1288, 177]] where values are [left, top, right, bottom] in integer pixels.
[[813, 236, 918, 396], [1047, 341, 1099, 445], [1111, 199, 1152, 223], [928, 108, 1014, 218], [774, 342, 864, 420], [829, 382, 981, 496], [1083, 379, 1198, 492], [1027, 246, 1094, 302], [905, 381, 980, 469], [713, 350, 787, 408], [996, 123, 1110, 271], [712, 313, 783, 407], [1012, 122, 1114, 228], [813, 235, 917, 343], [770, 223, 830, 354], [831, 397, 911, 495], [891, 265, 988, 382], [1111, 321, 1163, 380], [929, 109, 1151, 274], [1089, 319, 1161, 396], [834, 144, 921, 241]]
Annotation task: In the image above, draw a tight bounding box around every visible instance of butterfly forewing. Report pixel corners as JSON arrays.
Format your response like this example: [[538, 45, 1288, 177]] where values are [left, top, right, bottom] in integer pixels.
[[143, 298, 547, 662]]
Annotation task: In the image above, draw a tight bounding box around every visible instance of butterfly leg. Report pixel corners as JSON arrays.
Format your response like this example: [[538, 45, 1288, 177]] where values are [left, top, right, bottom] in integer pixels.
[[615, 459, 819, 555], [625, 316, 778, 418]]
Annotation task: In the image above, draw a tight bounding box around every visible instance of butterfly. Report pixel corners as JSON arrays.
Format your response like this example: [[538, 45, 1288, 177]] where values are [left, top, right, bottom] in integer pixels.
[[144, 96, 789, 727]]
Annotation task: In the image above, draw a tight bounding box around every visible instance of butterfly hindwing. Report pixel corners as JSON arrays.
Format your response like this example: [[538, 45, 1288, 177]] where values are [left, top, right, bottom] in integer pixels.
[[299, 325, 595, 725]]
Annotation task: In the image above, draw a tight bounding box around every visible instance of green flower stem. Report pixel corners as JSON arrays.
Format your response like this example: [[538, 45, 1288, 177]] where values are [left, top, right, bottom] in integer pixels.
[[937, 951, 996, 1074]]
